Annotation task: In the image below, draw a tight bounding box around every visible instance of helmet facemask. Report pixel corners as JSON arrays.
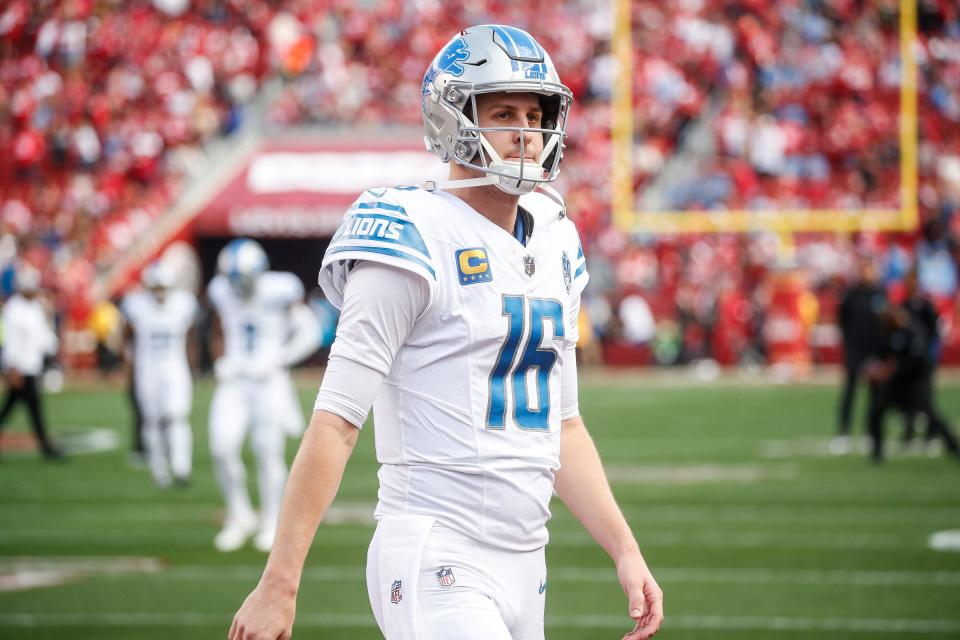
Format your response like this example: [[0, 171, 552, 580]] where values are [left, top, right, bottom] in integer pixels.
[[448, 88, 570, 195]]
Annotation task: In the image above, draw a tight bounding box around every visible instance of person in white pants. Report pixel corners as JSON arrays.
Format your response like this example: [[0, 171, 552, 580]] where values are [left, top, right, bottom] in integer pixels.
[[207, 239, 309, 553], [228, 25, 663, 640], [121, 262, 197, 488]]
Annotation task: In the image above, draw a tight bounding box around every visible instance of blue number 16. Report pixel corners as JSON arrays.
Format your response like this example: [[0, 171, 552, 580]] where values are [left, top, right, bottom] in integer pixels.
[[487, 295, 565, 430]]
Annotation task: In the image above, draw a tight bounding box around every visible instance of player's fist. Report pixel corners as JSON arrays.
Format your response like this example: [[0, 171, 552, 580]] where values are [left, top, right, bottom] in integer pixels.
[[228, 581, 296, 640], [617, 553, 663, 640]]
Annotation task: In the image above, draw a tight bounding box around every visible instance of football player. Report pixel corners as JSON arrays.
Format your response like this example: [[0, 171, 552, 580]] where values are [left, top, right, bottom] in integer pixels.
[[229, 25, 663, 640], [207, 239, 308, 553], [121, 262, 198, 487]]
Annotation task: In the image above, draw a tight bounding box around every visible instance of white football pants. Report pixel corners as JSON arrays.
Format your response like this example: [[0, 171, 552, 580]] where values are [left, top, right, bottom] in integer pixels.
[[208, 375, 288, 532], [366, 516, 546, 640], [135, 365, 192, 487]]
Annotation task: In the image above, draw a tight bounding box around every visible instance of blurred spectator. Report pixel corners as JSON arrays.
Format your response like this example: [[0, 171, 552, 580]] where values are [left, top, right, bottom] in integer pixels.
[[0, 266, 62, 459], [3, 0, 960, 369], [833, 254, 886, 455], [900, 267, 943, 451], [864, 303, 959, 463]]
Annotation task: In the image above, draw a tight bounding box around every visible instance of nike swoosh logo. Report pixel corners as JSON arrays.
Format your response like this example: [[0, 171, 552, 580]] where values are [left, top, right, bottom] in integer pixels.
[[538, 580, 547, 594]]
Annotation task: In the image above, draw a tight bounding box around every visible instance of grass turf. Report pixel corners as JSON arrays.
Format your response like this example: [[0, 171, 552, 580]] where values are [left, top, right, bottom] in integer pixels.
[[0, 371, 958, 639]]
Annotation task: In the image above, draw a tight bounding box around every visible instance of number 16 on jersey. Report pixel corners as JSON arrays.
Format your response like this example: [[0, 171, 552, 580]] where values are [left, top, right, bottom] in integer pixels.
[[487, 295, 565, 431]]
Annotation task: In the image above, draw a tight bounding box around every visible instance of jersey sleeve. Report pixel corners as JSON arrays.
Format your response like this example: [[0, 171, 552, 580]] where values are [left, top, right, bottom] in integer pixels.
[[263, 272, 304, 307], [569, 224, 589, 300], [207, 275, 228, 310], [119, 293, 142, 325], [319, 189, 437, 309]]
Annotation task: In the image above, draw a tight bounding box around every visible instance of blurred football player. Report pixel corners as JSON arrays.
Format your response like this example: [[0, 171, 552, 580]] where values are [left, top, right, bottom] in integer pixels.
[[120, 261, 198, 487], [229, 25, 662, 640], [208, 239, 310, 553]]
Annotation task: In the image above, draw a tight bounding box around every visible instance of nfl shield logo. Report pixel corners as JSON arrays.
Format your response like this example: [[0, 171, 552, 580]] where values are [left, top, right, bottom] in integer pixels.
[[436, 567, 456, 587], [561, 251, 572, 293], [524, 255, 536, 277], [390, 580, 402, 604]]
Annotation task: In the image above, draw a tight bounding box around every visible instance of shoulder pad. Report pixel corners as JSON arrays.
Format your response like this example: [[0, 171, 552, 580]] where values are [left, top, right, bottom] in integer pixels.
[[207, 275, 229, 307], [260, 271, 304, 306], [519, 190, 566, 223], [120, 291, 145, 320], [320, 189, 436, 308]]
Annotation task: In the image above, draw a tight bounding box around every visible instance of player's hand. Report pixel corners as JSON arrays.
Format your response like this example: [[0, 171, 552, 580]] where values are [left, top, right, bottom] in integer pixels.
[[249, 356, 282, 379], [6, 368, 24, 389], [617, 552, 663, 639], [228, 581, 296, 640]]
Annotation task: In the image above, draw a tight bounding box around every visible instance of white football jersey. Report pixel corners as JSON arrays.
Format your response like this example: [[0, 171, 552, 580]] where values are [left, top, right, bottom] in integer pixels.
[[320, 186, 588, 551], [208, 271, 304, 374], [121, 289, 197, 376]]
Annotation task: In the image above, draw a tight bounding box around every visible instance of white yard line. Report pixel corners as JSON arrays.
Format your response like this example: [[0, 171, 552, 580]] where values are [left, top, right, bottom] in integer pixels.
[[0, 529, 914, 550], [5, 559, 959, 587], [1, 612, 959, 633]]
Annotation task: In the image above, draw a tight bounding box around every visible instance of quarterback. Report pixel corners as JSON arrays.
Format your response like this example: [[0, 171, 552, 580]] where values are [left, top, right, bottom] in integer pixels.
[[229, 25, 663, 639]]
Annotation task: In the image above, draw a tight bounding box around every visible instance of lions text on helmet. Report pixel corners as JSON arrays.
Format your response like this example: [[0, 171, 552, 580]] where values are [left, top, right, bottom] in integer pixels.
[[421, 25, 573, 196]]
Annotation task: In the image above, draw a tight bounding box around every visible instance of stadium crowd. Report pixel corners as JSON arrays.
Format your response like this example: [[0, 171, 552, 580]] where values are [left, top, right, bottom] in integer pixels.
[[1, 0, 959, 367]]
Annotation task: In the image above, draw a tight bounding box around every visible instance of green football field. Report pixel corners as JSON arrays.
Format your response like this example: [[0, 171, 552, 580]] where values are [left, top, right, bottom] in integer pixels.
[[1, 371, 959, 639]]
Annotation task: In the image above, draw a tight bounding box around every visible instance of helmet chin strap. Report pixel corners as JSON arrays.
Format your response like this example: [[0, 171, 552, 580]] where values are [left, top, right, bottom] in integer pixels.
[[427, 130, 555, 195]]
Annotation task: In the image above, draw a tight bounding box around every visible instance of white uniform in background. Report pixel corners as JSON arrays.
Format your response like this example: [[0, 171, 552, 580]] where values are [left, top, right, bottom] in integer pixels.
[[316, 185, 587, 636], [276, 301, 321, 438], [121, 272, 197, 488], [208, 252, 306, 553]]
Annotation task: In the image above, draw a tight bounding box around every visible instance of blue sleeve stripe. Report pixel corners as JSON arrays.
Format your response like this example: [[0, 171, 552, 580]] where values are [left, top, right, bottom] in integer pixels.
[[354, 201, 408, 216], [576, 244, 584, 260], [575, 263, 586, 278], [326, 245, 436, 279]]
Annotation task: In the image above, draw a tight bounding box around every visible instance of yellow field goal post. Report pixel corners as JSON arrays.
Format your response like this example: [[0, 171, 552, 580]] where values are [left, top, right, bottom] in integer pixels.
[[611, 0, 918, 235]]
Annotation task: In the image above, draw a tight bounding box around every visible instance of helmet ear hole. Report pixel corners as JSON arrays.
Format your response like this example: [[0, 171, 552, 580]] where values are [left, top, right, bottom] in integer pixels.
[[539, 94, 562, 130]]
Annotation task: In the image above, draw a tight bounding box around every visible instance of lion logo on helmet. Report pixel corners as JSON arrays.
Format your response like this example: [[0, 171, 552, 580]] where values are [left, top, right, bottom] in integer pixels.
[[437, 37, 470, 77]]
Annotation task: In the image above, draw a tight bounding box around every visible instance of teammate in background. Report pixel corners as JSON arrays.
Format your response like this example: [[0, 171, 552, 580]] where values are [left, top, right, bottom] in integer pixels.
[[833, 253, 887, 455], [0, 267, 62, 460], [120, 262, 198, 487], [229, 25, 662, 640], [208, 239, 308, 553]]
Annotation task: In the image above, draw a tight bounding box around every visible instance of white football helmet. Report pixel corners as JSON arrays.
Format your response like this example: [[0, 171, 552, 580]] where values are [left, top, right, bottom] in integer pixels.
[[217, 239, 268, 298], [421, 25, 573, 195], [142, 261, 176, 291], [14, 266, 41, 294]]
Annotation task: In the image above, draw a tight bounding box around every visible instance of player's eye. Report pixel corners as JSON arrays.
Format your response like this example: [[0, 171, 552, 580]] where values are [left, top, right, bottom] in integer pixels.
[[527, 113, 542, 124]]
